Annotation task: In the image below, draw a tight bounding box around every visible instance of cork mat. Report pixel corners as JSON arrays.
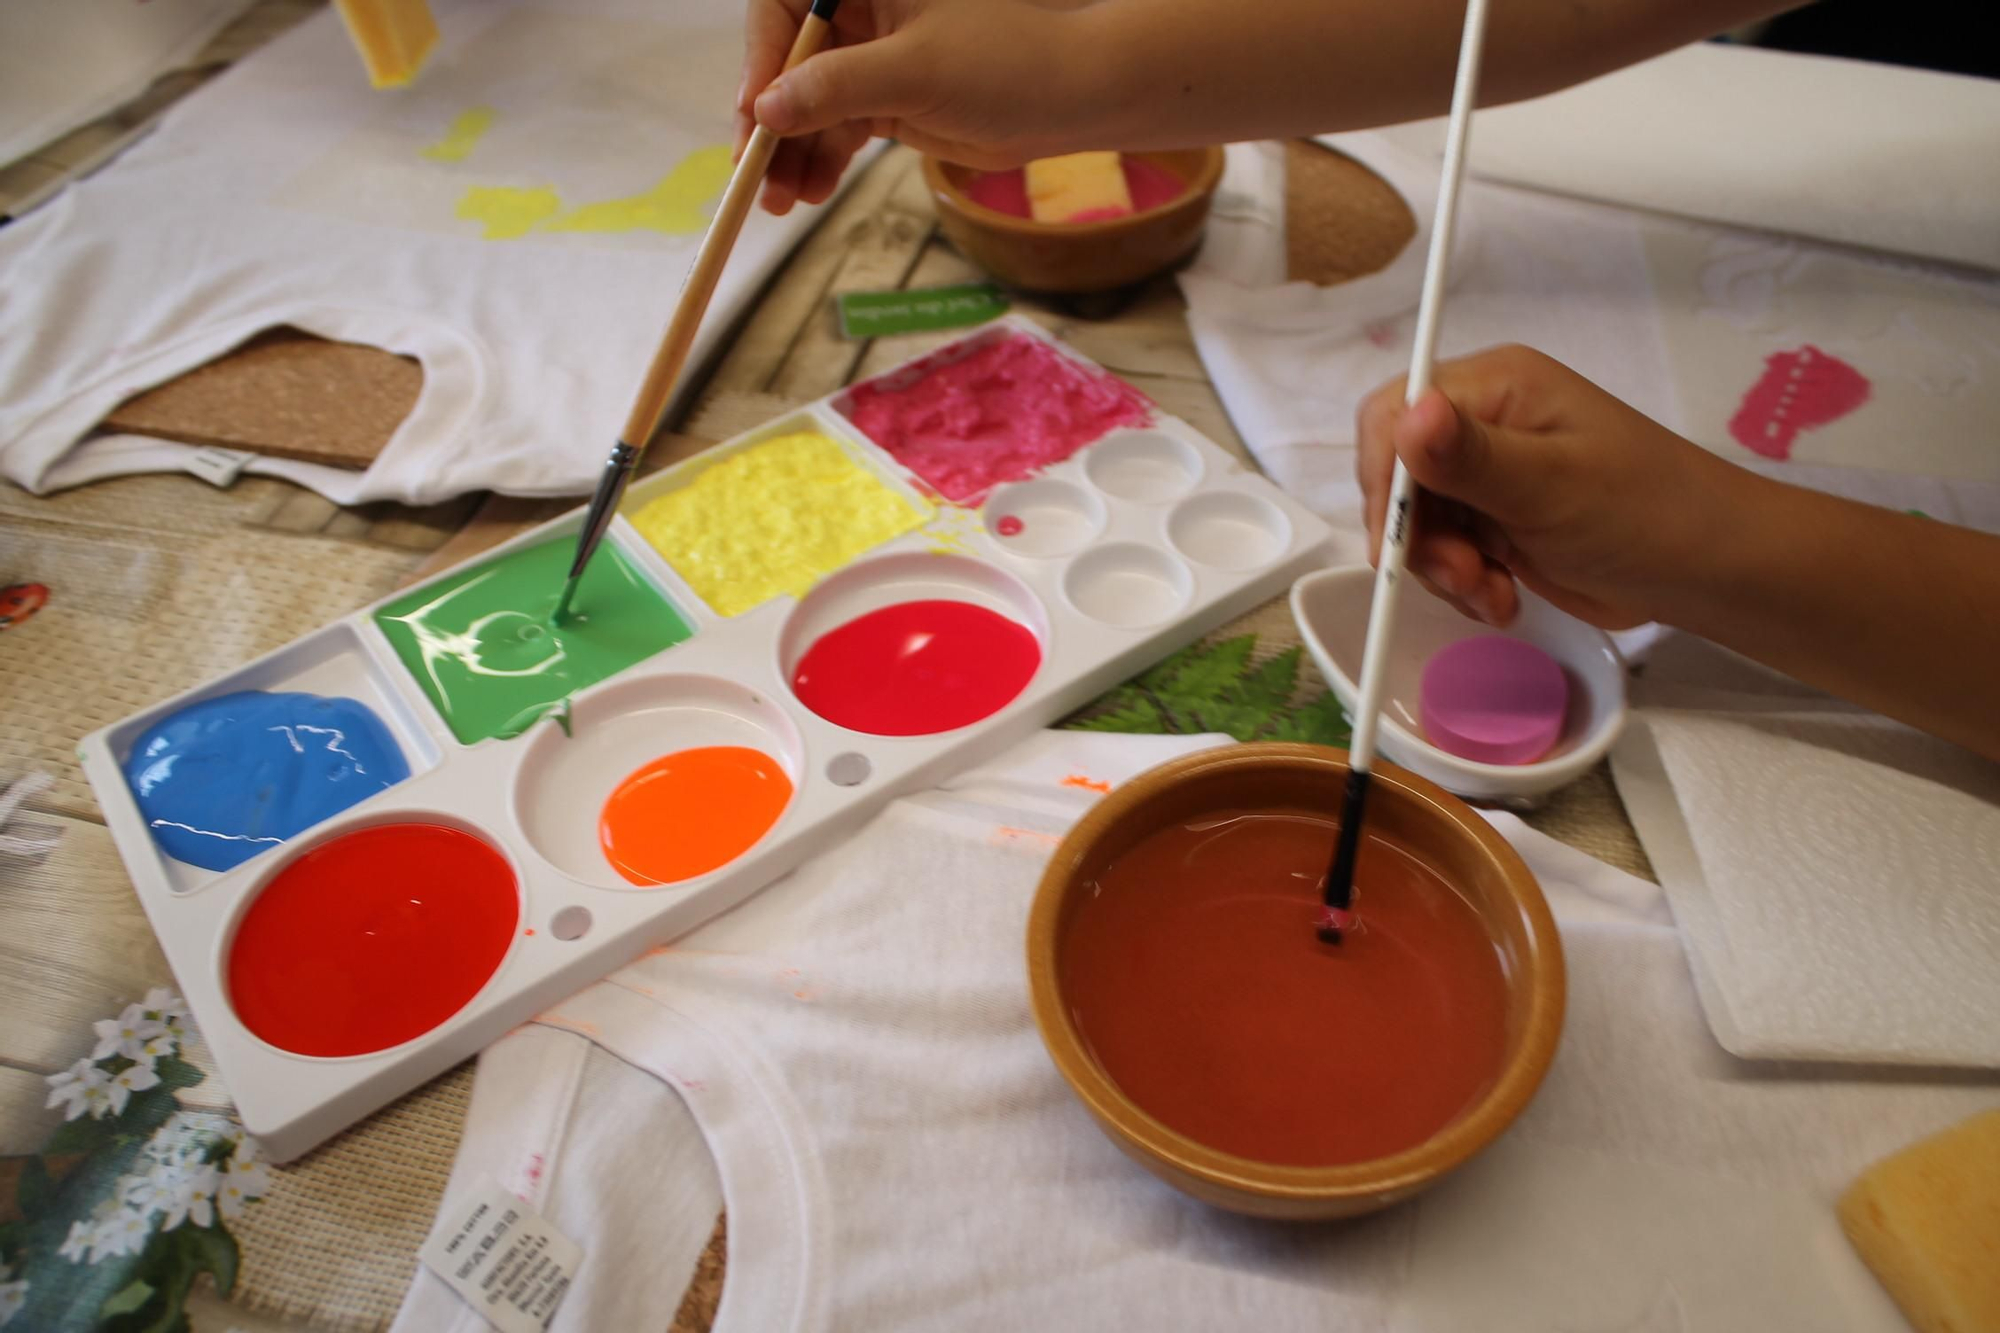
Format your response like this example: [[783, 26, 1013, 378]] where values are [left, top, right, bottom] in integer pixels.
[[101, 326, 421, 470], [1284, 138, 1417, 287]]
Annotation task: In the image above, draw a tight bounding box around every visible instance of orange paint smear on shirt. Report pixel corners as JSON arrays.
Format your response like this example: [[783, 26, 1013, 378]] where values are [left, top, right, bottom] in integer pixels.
[[599, 745, 793, 886], [1060, 774, 1113, 793]]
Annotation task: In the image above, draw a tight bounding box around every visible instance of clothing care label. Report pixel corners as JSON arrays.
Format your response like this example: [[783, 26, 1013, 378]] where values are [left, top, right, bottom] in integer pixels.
[[836, 283, 1008, 339], [419, 1177, 582, 1333], [184, 446, 257, 488]]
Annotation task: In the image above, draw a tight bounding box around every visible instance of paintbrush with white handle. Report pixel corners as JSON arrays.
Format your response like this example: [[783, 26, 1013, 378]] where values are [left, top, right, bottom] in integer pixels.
[[1319, 0, 1491, 944]]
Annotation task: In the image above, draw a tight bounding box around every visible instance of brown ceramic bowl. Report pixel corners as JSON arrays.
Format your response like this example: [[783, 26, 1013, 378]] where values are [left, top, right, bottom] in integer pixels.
[[1026, 743, 1565, 1219], [924, 148, 1226, 294]]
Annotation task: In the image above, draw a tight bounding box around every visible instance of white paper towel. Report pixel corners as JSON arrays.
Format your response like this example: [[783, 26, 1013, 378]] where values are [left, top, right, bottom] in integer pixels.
[[1614, 630, 2000, 1067], [1382, 42, 2000, 273]]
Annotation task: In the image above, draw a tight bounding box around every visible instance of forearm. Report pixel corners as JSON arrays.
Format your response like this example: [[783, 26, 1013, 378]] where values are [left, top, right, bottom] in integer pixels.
[[1668, 470, 2000, 760], [1077, 0, 1796, 150]]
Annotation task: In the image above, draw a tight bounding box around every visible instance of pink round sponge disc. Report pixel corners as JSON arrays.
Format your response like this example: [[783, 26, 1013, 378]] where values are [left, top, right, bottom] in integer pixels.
[[1419, 636, 1570, 766]]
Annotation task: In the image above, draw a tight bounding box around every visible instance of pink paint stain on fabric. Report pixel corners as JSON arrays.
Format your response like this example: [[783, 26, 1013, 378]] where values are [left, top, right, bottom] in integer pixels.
[[844, 334, 1152, 504], [1728, 345, 1870, 460]]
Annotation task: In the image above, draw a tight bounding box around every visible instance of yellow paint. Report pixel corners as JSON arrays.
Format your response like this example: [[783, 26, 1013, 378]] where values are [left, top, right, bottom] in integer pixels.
[[545, 145, 735, 236], [456, 185, 561, 240], [631, 431, 932, 617], [422, 107, 496, 162]]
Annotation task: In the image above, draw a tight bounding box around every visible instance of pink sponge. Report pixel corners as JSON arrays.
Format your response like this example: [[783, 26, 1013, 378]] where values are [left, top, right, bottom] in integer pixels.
[[1420, 636, 1569, 766]]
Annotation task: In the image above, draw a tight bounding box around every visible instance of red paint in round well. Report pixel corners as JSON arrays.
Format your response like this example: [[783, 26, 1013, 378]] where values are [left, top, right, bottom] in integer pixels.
[[791, 599, 1040, 736], [1061, 809, 1509, 1166], [995, 515, 1026, 537], [228, 823, 518, 1057]]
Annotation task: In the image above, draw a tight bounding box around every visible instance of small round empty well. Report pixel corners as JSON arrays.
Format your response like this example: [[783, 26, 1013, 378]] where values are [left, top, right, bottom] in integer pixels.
[[781, 554, 1048, 737], [227, 819, 519, 1058], [1082, 431, 1202, 503], [1063, 544, 1194, 629], [983, 479, 1107, 558], [512, 674, 803, 888], [1167, 491, 1292, 571]]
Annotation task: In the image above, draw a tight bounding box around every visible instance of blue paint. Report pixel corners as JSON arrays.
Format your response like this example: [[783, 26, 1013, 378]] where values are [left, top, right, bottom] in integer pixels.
[[124, 689, 411, 873]]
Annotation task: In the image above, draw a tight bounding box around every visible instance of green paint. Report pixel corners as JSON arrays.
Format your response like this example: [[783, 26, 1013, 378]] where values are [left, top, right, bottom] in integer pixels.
[[374, 538, 692, 744], [836, 283, 1009, 339]]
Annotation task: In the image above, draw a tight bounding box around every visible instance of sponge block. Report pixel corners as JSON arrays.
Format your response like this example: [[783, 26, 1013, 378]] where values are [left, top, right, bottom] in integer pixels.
[[333, 0, 439, 88], [1837, 1109, 2000, 1333], [1025, 152, 1134, 224]]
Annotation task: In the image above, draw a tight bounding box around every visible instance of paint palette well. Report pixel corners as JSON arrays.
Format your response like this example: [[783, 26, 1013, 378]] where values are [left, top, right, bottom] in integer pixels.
[[79, 317, 1335, 1159]]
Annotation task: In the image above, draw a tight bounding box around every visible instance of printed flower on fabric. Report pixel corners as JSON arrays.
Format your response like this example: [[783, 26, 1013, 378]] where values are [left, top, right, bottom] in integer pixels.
[[15, 991, 265, 1333], [43, 1057, 113, 1120], [0, 1262, 27, 1327], [92, 1003, 168, 1062], [141, 986, 191, 1029]]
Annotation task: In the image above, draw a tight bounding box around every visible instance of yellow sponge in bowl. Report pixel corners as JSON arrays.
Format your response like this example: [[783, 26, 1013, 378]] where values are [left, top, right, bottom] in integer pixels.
[[1026, 151, 1133, 224], [333, 0, 439, 88], [1837, 1108, 2000, 1333]]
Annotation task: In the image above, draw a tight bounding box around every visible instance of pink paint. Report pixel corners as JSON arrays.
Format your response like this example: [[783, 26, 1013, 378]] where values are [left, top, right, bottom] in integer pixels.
[[995, 515, 1025, 537], [1728, 345, 1870, 460], [1120, 156, 1187, 212], [965, 168, 1031, 218], [844, 334, 1152, 504], [1420, 636, 1569, 766], [963, 157, 1188, 221]]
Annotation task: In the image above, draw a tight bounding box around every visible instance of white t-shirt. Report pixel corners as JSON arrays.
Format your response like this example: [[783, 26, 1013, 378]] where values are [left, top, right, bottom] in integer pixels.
[[0, 0, 868, 505], [393, 732, 1992, 1333]]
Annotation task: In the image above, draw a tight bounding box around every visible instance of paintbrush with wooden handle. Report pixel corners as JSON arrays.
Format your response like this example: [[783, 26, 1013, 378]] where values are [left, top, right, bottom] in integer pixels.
[[555, 0, 841, 622]]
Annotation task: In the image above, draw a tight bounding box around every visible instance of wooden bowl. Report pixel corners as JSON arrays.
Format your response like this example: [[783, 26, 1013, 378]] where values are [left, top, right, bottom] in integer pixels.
[[923, 148, 1226, 294], [1026, 743, 1565, 1219]]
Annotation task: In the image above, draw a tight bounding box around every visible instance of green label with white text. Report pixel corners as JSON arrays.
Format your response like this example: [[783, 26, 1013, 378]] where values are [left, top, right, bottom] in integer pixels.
[[836, 284, 1009, 339]]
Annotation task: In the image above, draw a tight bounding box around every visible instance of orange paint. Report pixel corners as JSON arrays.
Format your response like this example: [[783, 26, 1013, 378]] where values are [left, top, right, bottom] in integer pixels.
[[1061, 774, 1113, 793], [599, 745, 792, 886]]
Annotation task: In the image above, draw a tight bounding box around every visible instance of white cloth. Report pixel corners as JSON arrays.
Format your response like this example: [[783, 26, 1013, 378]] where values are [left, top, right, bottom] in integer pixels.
[[1180, 135, 1684, 567], [0, 0, 870, 505], [1389, 42, 2000, 274], [0, 0, 254, 168], [395, 731, 1996, 1333], [1613, 628, 2000, 1068]]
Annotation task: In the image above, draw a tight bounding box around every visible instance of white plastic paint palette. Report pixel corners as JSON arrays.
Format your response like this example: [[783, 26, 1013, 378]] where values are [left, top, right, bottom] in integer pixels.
[[79, 317, 1333, 1159]]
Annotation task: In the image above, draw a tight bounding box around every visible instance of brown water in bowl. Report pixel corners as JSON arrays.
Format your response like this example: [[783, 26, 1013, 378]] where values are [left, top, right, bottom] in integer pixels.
[[1060, 808, 1509, 1167]]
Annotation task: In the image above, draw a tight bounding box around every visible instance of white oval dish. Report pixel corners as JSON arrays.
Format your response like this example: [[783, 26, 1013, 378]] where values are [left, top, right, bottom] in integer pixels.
[[1290, 565, 1629, 803]]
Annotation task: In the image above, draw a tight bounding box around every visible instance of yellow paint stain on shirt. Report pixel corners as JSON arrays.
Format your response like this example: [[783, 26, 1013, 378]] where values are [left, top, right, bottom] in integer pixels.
[[421, 106, 496, 162], [456, 184, 561, 239], [544, 144, 735, 236], [631, 431, 932, 618]]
